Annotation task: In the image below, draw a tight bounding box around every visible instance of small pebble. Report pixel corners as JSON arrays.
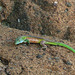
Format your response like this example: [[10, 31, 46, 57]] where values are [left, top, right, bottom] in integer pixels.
[[42, 53, 46, 55], [30, 67, 33, 69], [20, 47, 23, 48], [0, 36, 2, 39], [56, 30, 61, 33], [16, 47, 18, 49], [66, 61, 72, 65], [38, 24, 41, 27], [49, 20, 53, 23], [50, 69, 52, 73], [36, 54, 42, 58], [10, 67, 14, 69], [62, 59, 72, 65], [40, 30, 45, 35], [42, 48, 46, 51], [54, 1, 58, 6], [26, 51, 29, 53], [18, 19, 20, 23], [66, 2, 72, 7], [54, 57, 60, 60], [6, 39, 12, 42], [65, 8, 68, 12], [9, 30, 13, 32], [22, 44, 27, 46], [0, 67, 3, 71], [48, 58, 52, 60], [0, 6, 3, 12], [30, 58, 33, 61], [15, 56, 19, 60], [63, 67, 67, 70], [54, 57, 60, 62], [51, 62, 55, 66], [29, 71, 31, 72]]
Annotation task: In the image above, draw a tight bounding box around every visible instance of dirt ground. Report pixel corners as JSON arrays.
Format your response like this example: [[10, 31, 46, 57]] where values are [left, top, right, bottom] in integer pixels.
[[0, 24, 75, 75], [0, 0, 75, 75]]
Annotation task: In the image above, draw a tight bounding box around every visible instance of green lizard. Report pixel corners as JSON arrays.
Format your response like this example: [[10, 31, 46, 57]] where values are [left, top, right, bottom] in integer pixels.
[[15, 36, 75, 53]]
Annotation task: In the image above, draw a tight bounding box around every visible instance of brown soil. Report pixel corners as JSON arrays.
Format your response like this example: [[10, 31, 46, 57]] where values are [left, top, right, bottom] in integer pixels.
[[0, 0, 75, 75]]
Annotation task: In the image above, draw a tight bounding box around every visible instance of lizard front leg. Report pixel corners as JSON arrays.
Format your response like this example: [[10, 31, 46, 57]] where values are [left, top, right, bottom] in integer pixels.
[[40, 41, 47, 50], [24, 39, 30, 45]]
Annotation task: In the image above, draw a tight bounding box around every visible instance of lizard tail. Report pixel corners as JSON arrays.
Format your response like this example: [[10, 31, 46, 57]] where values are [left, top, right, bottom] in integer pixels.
[[45, 42, 75, 53]]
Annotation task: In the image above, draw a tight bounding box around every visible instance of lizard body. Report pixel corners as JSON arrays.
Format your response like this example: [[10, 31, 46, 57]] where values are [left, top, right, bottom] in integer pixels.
[[15, 36, 75, 53]]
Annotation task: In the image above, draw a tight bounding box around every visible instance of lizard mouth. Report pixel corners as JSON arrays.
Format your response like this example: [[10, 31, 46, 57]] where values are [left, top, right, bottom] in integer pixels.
[[15, 42, 19, 45], [15, 40, 24, 45]]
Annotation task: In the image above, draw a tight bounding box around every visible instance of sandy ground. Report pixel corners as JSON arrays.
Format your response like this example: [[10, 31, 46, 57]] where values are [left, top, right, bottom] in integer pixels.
[[0, 24, 75, 75]]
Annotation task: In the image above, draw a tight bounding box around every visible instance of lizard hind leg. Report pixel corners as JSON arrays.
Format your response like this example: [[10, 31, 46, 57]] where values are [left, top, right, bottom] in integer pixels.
[[40, 41, 47, 50]]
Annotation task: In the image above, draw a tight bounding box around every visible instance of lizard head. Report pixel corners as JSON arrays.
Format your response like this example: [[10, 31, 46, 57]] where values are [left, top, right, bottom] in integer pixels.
[[15, 36, 27, 45]]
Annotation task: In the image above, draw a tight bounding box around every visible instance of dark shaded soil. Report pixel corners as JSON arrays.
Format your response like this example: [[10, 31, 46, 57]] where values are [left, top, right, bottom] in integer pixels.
[[0, 0, 75, 42]]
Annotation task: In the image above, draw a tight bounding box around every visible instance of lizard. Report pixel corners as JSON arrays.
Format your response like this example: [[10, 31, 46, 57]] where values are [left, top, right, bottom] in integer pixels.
[[15, 36, 75, 53]]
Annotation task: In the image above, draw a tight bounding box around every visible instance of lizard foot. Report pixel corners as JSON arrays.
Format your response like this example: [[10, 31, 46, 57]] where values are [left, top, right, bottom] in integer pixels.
[[24, 39, 30, 45], [40, 40, 47, 50]]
